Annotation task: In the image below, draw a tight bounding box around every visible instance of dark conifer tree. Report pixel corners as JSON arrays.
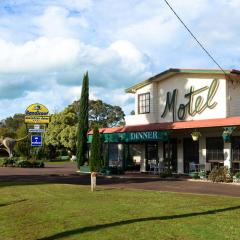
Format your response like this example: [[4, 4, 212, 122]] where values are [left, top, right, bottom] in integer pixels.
[[89, 126, 102, 172], [76, 72, 89, 168]]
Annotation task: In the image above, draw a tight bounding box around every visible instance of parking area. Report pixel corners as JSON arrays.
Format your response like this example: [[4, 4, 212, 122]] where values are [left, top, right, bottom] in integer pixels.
[[0, 162, 239, 197]]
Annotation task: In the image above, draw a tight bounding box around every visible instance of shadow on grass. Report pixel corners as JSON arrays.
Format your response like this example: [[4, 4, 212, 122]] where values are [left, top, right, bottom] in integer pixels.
[[38, 205, 240, 240], [0, 199, 27, 207], [0, 174, 172, 188]]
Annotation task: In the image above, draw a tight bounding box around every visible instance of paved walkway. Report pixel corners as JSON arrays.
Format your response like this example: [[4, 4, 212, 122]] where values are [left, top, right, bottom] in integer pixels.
[[0, 162, 239, 197]]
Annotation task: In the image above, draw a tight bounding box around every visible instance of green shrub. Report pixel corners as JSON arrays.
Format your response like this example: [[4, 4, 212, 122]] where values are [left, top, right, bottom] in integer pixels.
[[32, 160, 45, 168], [1, 157, 18, 167], [16, 160, 45, 168], [234, 172, 240, 179], [17, 160, 32, 168], [0, 158, 4, 166], [159, 170, 173, 178], [199, 170, 206, 179], [208, 166, 232, 182]]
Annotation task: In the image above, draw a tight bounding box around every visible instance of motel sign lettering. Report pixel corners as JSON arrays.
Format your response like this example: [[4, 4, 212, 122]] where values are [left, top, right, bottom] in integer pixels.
[[161, 79, 219, 122]]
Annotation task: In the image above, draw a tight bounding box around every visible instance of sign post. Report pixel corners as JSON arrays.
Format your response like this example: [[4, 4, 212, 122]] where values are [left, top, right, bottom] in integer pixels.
[[91, 172, 97, 191], [25, 103, 50, 151]]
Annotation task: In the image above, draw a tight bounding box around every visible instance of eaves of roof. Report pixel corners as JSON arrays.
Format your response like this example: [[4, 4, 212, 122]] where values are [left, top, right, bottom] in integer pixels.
[[125, 68, 234, 93]]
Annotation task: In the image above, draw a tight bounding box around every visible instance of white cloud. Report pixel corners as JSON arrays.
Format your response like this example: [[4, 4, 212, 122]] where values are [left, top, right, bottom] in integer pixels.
[[0, 37, 80, 73], [35, 6, 88, 38], [0, 0, 240, 120], [109, 40, 150, 75]]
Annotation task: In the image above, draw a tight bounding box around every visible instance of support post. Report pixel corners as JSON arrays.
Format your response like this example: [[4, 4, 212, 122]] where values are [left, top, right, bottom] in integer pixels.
[[167, 138, 171, 171], [91, 172, 97, 192]]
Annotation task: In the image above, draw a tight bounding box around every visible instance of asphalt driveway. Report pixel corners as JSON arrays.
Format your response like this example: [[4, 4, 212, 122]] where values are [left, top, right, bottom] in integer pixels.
[[0, 162, 239, 197]]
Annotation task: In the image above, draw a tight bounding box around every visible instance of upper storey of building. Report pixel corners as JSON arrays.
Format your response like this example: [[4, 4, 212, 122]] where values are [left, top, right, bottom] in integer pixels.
[[125, 68, 240, 126]]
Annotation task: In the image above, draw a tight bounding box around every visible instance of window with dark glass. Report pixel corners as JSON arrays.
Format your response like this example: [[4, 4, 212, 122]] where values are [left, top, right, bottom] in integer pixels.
[[231, 137, 240, 162], [206, 137, 224, 162], [138, 92, 150, 114]]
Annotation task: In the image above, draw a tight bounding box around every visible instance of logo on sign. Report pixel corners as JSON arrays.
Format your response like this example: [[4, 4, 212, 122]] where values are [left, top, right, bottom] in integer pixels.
[[25, 103, 49, 115]]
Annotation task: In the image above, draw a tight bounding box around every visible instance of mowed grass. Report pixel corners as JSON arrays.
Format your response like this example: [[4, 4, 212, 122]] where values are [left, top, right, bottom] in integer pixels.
[[0, 183, 240, 240]]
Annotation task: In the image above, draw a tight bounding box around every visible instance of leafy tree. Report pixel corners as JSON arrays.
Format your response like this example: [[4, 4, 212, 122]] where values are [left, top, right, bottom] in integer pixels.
[[76, 72, 89, 168], [44, 105, 77, 152], [0, 114, 25, 139], [14, 124, 30, 157], [89, 100, 125, 128], [0, 126, 14, 138], [89, 126, 102, 172], [4, 114, 25, 132], [71, 100, 125, 128]]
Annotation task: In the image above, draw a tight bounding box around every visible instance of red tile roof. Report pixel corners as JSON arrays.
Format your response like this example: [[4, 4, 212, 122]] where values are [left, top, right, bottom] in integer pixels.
[[88, 117, 240, 134]]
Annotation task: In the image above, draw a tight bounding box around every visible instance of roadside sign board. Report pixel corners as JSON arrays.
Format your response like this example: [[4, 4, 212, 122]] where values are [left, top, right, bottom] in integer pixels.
[[31, 135, 42, 147], [28, 129, 45, 133], [25, 116, 50, 124]]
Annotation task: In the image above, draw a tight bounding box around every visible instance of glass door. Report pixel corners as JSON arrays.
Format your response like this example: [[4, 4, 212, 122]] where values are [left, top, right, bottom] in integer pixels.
[[163, 139, 177, 172], [145, 142, 158, 171], [183, 138, 199, 173]]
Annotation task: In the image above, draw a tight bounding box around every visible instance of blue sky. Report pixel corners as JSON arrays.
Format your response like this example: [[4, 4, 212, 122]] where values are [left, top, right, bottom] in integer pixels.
[[0, 0, 240, 119]]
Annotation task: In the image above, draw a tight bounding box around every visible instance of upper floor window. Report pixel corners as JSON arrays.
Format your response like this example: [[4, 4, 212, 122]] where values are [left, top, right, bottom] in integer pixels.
[[138, 92, 150, 114]]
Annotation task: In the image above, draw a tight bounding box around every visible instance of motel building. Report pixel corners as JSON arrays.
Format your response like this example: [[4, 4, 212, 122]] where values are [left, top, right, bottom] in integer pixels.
[[88, 68, 240, 174]]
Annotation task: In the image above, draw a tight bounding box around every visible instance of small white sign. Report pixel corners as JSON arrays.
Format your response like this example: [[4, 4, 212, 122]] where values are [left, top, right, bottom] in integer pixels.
[[29, 129, 45, 133], [34, 124, 40, 130]]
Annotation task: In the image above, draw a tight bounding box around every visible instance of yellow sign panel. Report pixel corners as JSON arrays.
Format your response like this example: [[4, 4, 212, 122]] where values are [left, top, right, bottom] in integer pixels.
[[25, 116, 50, 124], [25, 103, 49, 116]]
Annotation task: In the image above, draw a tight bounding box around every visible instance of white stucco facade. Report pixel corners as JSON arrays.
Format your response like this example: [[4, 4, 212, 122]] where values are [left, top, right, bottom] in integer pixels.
[[123, 69, 240, 173], [126, 73, 231, 125]]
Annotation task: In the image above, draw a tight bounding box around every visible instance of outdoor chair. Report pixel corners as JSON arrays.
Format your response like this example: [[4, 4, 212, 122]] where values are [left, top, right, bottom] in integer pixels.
[[158, 162, 165, 173], [149, 161, 156, 174], [189, 162, 197, 172], [205, 162, 211, 172]]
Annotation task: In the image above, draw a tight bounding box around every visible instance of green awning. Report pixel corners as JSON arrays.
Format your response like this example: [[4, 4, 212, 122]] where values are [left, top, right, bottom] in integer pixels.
[[88, 130, 171, 143]]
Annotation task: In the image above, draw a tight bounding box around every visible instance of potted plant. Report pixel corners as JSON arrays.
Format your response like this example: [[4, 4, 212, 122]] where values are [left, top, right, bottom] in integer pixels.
[[222, 130, 231, 143], [233, 172, 240, 183], [199, 170, 206, 179], [191, 131, 201, 141]]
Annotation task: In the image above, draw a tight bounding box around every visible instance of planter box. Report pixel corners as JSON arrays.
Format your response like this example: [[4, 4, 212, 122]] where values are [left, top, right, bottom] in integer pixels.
[[80, 166, 90, 173], [189, 172, 199, 179]]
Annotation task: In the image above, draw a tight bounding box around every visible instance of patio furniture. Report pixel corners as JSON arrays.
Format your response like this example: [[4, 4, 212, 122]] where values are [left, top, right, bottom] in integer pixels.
[[149, 160, 156, 174], [189, 162, 197, 172]]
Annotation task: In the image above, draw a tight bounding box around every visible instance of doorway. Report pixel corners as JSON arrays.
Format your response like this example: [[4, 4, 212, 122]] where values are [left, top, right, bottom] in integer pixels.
[[163, 139, 177, 172], [145, 142, 158, 171], [183, 138, 199, 173]]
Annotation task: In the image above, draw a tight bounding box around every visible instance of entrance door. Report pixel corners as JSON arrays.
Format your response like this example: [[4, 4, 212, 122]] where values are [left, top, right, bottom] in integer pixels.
[[163, 139, 178, 172], [146, 142, 158, 171], [183, 138, 199, 173]]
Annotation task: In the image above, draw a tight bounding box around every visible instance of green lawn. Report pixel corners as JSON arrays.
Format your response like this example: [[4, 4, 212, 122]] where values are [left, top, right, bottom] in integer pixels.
[[0, 183, 239, 240]]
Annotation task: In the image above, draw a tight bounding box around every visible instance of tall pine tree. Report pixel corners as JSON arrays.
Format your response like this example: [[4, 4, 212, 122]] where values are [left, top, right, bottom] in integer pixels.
[[89, 126, 102, 172], [76, 72, 89, 168]]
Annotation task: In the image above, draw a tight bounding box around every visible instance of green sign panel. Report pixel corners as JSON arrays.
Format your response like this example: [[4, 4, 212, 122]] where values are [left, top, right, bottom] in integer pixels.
[[125, 131, 169, 142], [88, 130, 170, 143]]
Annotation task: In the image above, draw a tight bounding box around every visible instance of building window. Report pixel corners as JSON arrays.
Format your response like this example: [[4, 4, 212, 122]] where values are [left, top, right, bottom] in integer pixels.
[[206, 137, 224, 162], [138, 92, 150, 114], [108, 144, 123, 167]]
